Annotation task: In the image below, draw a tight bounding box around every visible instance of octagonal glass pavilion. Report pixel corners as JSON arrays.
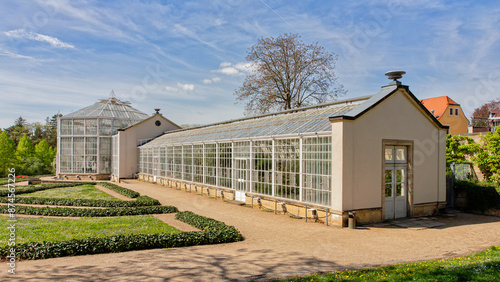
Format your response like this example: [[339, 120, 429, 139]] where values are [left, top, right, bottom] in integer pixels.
[[56, 96, 149, 179]]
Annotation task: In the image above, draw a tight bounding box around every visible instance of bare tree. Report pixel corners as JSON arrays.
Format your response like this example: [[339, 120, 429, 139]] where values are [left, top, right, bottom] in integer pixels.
[[472, 98, 500, 126], [234, 33, 345, 115]]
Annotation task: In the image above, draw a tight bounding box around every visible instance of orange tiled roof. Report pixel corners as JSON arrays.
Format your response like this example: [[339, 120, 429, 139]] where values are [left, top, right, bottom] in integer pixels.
[[420, 96, 459, 119]]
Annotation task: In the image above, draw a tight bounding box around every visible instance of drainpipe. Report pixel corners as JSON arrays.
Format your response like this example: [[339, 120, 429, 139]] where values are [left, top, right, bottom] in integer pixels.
[[437, 129, 441, 215]]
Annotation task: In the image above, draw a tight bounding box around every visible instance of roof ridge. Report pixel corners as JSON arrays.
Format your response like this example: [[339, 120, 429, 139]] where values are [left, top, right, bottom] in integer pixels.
[[161, 96, 371, 135]]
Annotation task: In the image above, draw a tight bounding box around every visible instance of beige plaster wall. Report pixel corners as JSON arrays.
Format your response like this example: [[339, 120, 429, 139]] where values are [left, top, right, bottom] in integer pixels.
[[333, 88, 447, 212], [116, 114, 179, 179]]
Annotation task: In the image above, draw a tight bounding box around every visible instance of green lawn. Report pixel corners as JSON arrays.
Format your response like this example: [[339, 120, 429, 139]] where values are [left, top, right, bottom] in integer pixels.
[[18, 184, 120, 201], [280, 246, 500, 281], [0, 215, 181, 247]]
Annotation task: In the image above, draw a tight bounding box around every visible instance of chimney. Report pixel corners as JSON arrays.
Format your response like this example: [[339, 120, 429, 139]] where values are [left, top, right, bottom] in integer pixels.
[[384, 70, 406, 87]]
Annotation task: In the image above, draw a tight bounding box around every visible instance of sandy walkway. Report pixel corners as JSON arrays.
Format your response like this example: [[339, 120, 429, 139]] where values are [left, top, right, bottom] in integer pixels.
[[3, 179, 500, 281], [94, 184, 136, 201]]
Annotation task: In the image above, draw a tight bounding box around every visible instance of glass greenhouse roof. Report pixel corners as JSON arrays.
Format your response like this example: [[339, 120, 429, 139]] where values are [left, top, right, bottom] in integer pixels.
[[141, 96, 370, 147], [62, 97, 149, 121]]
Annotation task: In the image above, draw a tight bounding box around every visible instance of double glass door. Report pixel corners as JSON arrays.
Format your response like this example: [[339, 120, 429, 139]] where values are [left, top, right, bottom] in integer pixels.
[[384, 146, 408, 220]]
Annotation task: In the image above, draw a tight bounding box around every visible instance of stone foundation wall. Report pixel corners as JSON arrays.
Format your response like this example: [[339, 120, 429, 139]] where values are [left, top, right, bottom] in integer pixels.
[[57, 173, 110, 181], [137, 173, 448, 227]]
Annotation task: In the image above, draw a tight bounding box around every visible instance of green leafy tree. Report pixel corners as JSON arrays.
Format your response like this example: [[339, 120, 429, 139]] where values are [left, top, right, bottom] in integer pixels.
[[16, 134, 35, 175], [446, 135, 479, 164], [474, 126, 500, 182], [0, 131, 16, 177], [34, 139, 56, 174]]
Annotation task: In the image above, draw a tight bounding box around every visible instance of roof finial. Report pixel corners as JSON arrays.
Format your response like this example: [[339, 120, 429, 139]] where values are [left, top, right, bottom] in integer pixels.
[[384, 70, 406, 86], [110, 89, 116, 99]]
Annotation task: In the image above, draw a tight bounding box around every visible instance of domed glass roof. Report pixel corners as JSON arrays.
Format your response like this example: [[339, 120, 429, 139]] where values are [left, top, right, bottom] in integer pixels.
[[63, 97, 149, 121]]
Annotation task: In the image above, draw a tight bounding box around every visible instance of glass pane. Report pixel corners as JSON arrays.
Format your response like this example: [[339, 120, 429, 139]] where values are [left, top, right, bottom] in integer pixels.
[[85, 119, 97, 135], [73, 119, 85, 135], [61, 120, 72, 135], [385, 169, 392, 183], [396, 147, 406, 162], [385, 184, 392, 197], [396, 183, 403, 196], [99, 119, 112, 136], [385, 147, 393, 163], [396, 169, 403, 182]]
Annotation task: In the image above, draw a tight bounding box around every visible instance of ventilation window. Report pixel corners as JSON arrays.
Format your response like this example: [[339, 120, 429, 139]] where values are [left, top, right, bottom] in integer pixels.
[[155, 120, 161, 126]]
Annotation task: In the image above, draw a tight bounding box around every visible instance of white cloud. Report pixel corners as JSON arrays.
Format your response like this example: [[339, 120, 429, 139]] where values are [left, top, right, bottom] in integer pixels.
[[214, 67, 241, 76], [202, 76, 221, 84], [165, 83, 195, 92], [4, 29, 74, 49], [212, 62, 255, 76], [177, 83, 195, 91], [0, 49, 35, 60], [164, 86, 179, 92]]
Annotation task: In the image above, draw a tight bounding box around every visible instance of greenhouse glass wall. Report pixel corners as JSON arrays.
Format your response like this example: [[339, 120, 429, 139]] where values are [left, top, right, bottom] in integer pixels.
[[57, 97, 149, 178], [137, 98, 367, 207]]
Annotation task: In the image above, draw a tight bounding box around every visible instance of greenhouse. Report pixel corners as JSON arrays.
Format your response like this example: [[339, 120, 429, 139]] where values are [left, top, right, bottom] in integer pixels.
[[57, 95, 149, 179], [135, 74, 448, 226], [138, 97, 366, 207]]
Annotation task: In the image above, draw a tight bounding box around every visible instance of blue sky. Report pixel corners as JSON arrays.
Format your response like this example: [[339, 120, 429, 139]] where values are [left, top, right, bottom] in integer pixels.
[[1, 0, 499, 129]]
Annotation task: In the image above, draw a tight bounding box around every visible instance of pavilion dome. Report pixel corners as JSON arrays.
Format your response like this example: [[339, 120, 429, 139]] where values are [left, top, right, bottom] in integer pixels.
[[63, 96, 149, 122]]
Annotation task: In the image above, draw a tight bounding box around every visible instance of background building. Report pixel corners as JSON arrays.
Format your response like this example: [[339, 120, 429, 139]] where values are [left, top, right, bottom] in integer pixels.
[[56, 94, 149, 180], [420, 96, 469, 135]]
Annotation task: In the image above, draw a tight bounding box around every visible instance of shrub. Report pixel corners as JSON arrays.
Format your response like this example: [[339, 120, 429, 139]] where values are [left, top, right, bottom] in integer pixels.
[[175, 211, 244, 243], [98, 182, 140, 198], [0, 205, 177, 217], [454, 180, 500, 212], [0, 211, 243, 260], [0, 195, 160, 207], [0, 183, 95, 197]]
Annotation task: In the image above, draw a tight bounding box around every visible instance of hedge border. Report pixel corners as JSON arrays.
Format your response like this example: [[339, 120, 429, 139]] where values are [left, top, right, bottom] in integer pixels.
[[454, 180, 500, 212], [0, 211, 243, 260], [0, 205, 177, 217], [0, 183, 96, 197], [0, 195, 160, 207], [98, 182, 140, 198]]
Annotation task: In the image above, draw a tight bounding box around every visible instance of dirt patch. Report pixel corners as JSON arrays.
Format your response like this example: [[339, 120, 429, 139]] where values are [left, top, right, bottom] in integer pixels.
[[152, 214, 200, 232], [94, 184, 136, 201]]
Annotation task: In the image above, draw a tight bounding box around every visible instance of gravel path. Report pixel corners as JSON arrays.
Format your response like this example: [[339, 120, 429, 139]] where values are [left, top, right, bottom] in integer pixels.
[[94, 184, 136, 201], [3, 179, 500, 281]]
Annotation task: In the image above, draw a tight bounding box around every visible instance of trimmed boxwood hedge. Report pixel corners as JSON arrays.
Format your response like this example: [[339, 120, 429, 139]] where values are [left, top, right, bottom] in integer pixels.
[[454, 180, 500, 212], [0, 183, 96, 197], [0, 205, 177, 217], [98, 182, 140, 198], [0, 211, 243, 260], [0, 195, 160, 207]]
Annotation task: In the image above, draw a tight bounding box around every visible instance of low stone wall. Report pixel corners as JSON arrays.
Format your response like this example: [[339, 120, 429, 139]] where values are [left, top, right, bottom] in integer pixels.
[[137, 173, 447, 226], [57, 173, 110, 181]]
